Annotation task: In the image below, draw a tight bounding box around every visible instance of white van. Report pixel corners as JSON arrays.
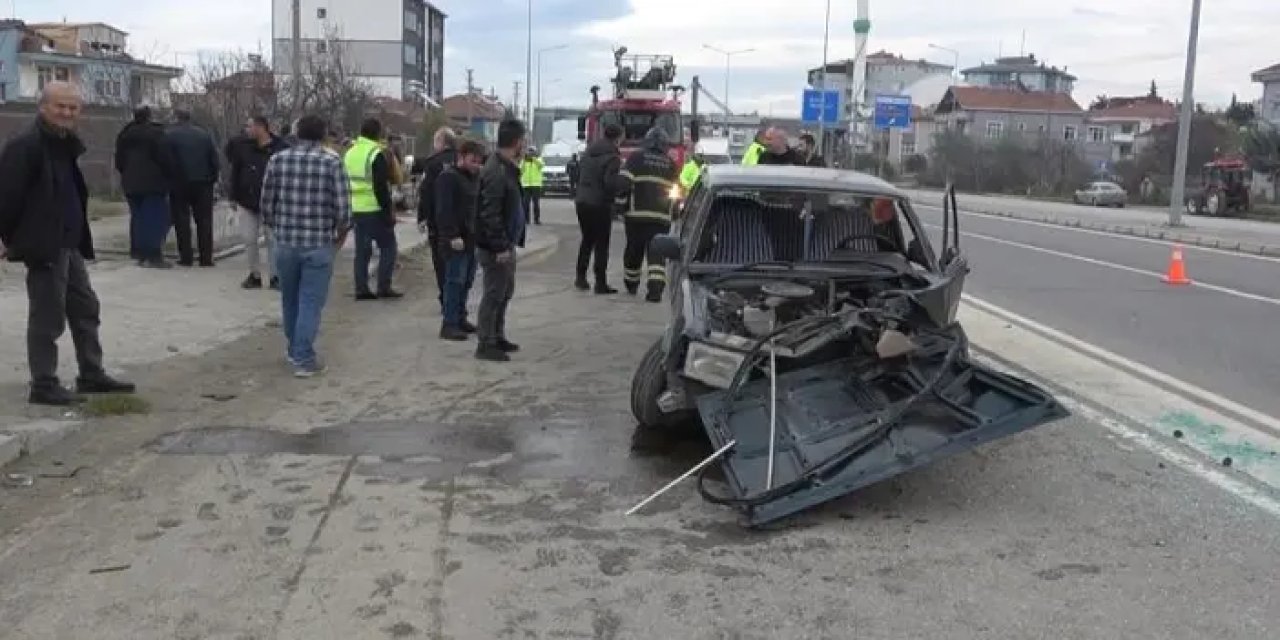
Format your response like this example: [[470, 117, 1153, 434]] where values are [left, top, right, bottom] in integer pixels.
[[697, 137, 732, 166]]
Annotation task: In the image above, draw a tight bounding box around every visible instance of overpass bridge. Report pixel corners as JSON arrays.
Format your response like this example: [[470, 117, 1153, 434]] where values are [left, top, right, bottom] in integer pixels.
[[532, 106, 589, 146]]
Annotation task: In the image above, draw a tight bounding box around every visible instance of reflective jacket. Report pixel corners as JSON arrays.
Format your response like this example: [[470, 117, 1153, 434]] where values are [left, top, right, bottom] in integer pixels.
[[741, 142, 765, 166], [519, 157, 544, 188], [343, 136, 383, 213], [619, 147, 679, 223], [678, 157, 702, 190]]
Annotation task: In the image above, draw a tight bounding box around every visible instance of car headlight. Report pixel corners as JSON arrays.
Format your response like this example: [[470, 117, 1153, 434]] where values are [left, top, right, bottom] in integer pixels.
[[683, 340, 747, 390], [669, 184, 682, 201]]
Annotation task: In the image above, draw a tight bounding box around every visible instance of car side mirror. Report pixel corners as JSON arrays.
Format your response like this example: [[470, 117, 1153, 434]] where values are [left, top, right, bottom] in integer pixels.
[[649, 234, 684, 261], [906, 238, 928, 266]]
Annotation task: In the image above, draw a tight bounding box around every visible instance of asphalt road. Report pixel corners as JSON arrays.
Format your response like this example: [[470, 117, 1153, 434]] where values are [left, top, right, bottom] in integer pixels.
[[913, 197, 1280, 420], [0, 199, 1277, 639]]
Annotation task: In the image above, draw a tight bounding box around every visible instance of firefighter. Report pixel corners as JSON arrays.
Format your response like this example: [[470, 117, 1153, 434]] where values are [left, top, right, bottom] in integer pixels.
[[619, 127, 679, 302]]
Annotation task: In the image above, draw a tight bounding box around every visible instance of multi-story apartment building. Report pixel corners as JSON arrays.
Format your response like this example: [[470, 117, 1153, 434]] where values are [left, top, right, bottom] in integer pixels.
[[271, 0, 446, 104], [962, 54, 1076, 95], [0, 20, 180, 106]]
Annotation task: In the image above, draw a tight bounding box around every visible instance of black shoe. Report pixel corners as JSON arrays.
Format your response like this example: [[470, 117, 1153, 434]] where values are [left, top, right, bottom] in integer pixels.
[[269, 276, 280, 290], [476, 344, 511, 362], [574, 276, 591, 291], [496, 339, 520, 353], [645, 289, 664, 303], [199, 260, 216, 267], [460, 320, 478, 334], [625, 283, 638, 295], [140, 258, 173, 269], [29, 384, 84, 406], [76, 374, 137, 394], [595, 283, 618, 295], [178, 259, 195, 268], [242, 274, 263, 289], [376, 289, 404, 300], [439, 325, 469, 341], [355, 291, 379, 301]]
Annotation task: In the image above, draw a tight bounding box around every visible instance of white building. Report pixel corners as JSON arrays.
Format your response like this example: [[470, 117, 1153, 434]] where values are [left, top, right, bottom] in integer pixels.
[[271, 0, 445, 103]]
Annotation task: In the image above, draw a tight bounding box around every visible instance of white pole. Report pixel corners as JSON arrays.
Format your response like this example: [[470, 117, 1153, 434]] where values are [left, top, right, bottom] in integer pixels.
[[817, 0, 832, 148], [524, 0, 532, 124], [625, 440, 737, 515], [1168, 0, 1202, 227]]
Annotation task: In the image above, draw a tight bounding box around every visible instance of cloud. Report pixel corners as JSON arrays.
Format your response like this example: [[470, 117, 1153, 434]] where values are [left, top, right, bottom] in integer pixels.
[[21, 0, 1279, 115]]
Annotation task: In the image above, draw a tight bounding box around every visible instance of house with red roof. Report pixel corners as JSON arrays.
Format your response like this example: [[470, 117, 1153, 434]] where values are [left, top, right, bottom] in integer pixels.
[[1086, 98, 1177, 162]]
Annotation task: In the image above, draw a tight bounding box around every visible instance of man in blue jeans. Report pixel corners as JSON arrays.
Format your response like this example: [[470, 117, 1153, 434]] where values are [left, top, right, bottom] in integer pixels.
[[345, 118, 402, 300], [259, 114, 352, 377], [433, 138, 485, 340]]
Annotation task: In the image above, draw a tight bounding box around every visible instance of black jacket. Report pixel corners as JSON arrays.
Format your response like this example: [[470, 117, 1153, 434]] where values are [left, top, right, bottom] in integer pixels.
[[416, 148, 456, 233], [166, 122, 221, 184], [434, 164, 479, 248], [475, 153, 524, 253], [225, 134, 288, 211], [574, 139, 624, 208], [115, 120, 172, 196], [620, 144, 679, 221], [801, 152, 826, 168], [0, 120, 94, 264], [758, 147, 802, 166]]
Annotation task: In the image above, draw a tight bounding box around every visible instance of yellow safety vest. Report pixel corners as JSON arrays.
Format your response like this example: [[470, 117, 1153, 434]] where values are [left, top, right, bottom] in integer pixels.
[[520, 157, 545, 187], [741, 142, 764, 166], [679, 158, 702, 189], [343, 136, 383, 214]]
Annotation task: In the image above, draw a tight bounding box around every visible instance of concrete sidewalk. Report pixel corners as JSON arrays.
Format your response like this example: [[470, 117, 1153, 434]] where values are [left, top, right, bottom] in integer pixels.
[[903, 187, 1280, 257], [0, 216, 560, 469]]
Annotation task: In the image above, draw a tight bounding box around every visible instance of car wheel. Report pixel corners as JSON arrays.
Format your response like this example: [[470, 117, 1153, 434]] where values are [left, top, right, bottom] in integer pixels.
[[631, 338, 694, 430]]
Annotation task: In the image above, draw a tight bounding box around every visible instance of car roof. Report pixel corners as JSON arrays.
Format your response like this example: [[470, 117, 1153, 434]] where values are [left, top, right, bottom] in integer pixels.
[[702, 165, 905, 198]]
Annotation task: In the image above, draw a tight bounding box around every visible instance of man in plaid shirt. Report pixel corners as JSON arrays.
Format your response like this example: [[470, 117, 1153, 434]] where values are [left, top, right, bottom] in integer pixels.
[[260, 114, 352, 377]]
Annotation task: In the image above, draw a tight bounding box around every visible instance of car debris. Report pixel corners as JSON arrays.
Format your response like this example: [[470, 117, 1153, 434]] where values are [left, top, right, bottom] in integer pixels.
[[629, 169, 1068, 526], [3, 473, 35, 488]]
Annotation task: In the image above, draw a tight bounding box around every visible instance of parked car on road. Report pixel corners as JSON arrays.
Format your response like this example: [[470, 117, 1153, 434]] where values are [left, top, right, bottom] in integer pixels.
[[1073, 181, 1128, 208]]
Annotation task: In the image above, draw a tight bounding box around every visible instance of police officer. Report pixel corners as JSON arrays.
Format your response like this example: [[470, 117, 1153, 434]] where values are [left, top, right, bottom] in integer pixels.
[[678, 146, 703, 191], [619, 127, 679, 302]]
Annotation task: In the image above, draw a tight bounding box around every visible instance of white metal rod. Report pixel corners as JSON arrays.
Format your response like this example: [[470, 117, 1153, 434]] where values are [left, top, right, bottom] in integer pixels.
[[625, 440, 737, 516]]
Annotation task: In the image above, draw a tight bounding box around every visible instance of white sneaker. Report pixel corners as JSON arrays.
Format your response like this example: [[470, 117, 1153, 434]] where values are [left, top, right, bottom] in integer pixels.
[[293, 362, 326, 378]]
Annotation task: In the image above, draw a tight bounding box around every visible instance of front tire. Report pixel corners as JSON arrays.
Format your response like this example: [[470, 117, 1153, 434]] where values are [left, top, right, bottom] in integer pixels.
[[631, 338, 691, 429]]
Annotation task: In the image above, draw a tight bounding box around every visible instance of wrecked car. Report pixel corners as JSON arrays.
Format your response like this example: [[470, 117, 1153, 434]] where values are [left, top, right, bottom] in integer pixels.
[[630, 165, 1068, 526]]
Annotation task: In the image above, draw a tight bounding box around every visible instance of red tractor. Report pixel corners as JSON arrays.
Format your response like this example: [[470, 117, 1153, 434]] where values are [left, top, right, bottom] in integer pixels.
[[577, 47, 688, 168], [1185, 155, 1251, 216]]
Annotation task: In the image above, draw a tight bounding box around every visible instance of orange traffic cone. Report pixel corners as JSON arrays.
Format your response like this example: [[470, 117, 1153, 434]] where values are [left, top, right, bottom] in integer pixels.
[[1162, 244, 1192, 286]]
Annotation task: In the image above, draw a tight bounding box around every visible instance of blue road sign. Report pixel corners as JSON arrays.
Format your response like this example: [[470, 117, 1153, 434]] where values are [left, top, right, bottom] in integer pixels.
[[873, 94, 912, 129], [802, 89, 841, 124]]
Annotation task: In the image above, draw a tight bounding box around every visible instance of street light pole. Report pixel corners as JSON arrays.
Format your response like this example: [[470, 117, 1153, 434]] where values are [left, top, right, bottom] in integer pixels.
[[291, 0, 302, 116], [703, 44, 755, 118], [817, 0, 832, 149], [1168, 0, 1202, 227], [525, 0, 532, 125], [928, 44, 960, 82], [536, 44, 568, 110]]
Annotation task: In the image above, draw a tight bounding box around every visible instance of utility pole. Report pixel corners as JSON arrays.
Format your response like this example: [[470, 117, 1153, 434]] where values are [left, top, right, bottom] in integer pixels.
[[1168, 0, 1202, 227], [466, 68, 475, 130], [525, 0, 532, 125], [512, 80, 522, 116], [817, 0, 832, 152], [291, 0, 302, 116]]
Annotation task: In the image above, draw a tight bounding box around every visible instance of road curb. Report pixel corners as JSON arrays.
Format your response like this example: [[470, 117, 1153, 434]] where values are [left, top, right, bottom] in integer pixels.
[[0, 419, 86, 470], [932, 199, 1280, 258]]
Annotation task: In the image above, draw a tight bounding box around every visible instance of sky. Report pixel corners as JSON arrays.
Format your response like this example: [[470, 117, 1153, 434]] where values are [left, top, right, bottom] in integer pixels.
[[19, 0, 1279, 116]]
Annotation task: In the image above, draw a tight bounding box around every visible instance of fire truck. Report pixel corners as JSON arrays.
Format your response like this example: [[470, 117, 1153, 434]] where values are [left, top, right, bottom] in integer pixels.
[[577, 47, 689, 168]]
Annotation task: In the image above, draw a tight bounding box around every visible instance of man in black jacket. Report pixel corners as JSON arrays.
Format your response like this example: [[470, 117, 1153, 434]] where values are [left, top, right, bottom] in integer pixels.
[[0, 82, 135, 406], [434, 138, 485, 341], [473, 119, 528, 362], [226, 115, 288, 289], [758, 127, 802, 166], [572, 123, 625, 294], [797, 133, 826, 167], [416, 126, 457, 312], [115, 106, 174, 268], [619, 127, 679, 302], [166, 109, 221, 266]]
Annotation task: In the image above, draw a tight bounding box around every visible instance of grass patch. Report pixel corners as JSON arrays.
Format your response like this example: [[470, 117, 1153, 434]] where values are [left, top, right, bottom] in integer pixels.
[[82, 394, 152, 417]]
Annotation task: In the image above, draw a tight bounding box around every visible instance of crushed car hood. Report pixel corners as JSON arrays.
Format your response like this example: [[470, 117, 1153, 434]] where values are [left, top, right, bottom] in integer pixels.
[[694, 326, 1067, 527]]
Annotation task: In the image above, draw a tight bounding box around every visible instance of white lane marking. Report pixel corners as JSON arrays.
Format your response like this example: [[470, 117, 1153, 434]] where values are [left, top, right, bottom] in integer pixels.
[[960, 298, 1280, 517], [964, 294, 1280, 440], [915, 202, 1280, 265], [922, 221, 1280, 308]]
